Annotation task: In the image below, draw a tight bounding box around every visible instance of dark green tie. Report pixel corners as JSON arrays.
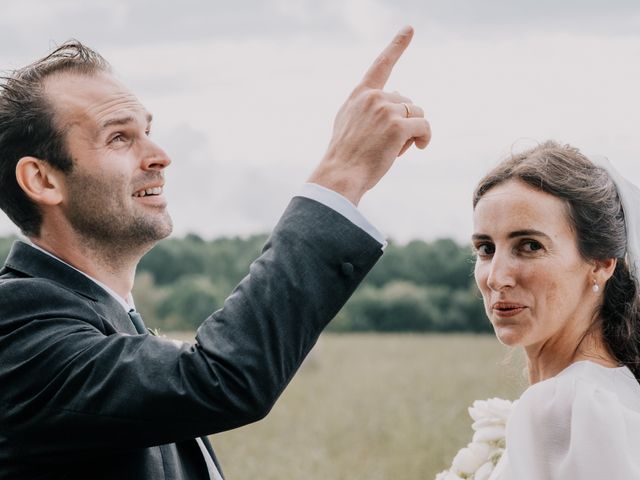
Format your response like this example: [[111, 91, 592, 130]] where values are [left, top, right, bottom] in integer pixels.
[[127, 309, 147, 335]]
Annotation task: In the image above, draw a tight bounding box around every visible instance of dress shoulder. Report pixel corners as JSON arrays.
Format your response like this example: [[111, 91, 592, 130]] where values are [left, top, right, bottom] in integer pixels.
[[499, 361, 640, 480]]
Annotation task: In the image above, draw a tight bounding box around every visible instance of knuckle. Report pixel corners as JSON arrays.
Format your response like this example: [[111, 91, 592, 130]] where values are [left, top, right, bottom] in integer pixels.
[[388, 118, 404, 135], [378, 102, 395, 119], [362, 88, 383, 107]]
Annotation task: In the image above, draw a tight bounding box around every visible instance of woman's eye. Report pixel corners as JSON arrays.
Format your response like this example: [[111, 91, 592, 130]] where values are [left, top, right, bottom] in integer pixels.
[[521, 240, 543, 252], [475, 243, 495, 256]]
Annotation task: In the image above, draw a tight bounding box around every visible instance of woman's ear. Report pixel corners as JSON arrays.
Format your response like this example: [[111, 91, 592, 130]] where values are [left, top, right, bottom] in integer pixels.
[[592, 257, 617, 286], [15, 157, 64, 206]]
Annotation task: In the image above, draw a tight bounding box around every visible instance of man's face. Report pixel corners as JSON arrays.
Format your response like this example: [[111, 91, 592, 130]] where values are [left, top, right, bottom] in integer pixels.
[[44, 72, 173, 248]]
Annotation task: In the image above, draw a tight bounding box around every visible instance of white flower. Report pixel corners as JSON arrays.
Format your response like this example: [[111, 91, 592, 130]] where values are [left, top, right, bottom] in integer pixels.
[[469, 398, 514, 445], [472, 425, 506, 443], [451, 442, 491, 474], [435, 471, 464, 480], [469, 398, 512, 423], [434, 397, 515, 480], [474, 461, 495, 480]]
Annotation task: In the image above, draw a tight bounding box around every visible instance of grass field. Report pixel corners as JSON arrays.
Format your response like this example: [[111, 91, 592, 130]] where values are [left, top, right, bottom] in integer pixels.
[[169, 333, 526, 480]]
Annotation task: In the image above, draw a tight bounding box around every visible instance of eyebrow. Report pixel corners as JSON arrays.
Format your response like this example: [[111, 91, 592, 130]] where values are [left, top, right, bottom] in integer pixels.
[[101, 112, 153, 129], [471, 229, 551, 241]]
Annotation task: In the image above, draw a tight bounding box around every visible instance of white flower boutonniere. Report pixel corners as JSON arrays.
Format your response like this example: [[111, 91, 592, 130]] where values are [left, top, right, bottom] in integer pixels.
[[435, 398, 515, 480]]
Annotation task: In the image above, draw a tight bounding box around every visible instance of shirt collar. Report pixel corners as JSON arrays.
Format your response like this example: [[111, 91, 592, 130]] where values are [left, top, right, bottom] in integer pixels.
[[28, 241, 134, 313]]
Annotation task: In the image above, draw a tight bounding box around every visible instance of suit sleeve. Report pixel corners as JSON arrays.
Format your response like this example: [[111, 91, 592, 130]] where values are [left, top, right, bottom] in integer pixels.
[[0, 197, 383, 462]]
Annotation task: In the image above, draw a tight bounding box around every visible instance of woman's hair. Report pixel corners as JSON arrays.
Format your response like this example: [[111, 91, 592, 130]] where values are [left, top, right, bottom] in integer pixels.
[[473, 140, 640, 381]]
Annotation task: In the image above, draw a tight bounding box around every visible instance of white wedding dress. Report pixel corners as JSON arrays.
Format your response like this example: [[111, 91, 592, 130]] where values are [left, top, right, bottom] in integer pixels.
[[489, 361, 640, 479]]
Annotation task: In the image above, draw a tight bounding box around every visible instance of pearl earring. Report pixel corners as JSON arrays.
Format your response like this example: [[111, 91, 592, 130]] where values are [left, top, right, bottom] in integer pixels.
[[592, 281, 600, 293]]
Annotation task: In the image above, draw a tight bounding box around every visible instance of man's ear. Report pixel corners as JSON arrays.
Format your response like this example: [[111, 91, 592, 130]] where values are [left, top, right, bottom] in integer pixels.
[[15, 157, 64, 206]]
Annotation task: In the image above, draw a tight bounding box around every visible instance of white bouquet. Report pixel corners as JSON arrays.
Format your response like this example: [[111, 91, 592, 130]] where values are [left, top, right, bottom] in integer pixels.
[[435, 397, 514, 480]]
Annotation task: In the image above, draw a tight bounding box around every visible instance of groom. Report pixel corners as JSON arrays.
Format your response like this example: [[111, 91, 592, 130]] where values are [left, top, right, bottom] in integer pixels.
[[0, 27, 429, 479]]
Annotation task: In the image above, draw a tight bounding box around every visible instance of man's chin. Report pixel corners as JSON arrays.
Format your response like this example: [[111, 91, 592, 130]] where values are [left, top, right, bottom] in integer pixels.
[[157, 218, 173, 240], [143, 213, 173, 243], [114, 212, 173, 247]]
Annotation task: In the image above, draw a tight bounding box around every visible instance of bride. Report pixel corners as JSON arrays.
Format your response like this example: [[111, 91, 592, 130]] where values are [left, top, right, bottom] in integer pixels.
[[444, 141, 640, 479]]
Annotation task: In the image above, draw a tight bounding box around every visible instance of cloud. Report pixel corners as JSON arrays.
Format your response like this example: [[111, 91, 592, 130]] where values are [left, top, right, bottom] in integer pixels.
[[1, 0, 639, 62], [156, 123, 302, 239], [0, 0, 348, 60], [1, 2, 640, 242], [404, 0, 640, 36]]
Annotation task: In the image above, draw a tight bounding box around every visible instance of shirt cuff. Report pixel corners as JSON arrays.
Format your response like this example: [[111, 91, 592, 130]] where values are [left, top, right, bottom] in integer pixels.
[[297, 183, 387, 250]]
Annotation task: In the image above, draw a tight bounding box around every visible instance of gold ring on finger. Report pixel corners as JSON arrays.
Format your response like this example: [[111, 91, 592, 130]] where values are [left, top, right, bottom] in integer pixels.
[[402, 102, 411, 118]]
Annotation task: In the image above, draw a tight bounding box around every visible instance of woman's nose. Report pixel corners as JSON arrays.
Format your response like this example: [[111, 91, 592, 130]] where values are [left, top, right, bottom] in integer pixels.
[[486, 252, 516, 291]]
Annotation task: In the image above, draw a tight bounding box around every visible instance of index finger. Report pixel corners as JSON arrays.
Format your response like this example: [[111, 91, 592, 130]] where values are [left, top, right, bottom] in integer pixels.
[[360, 25, 414, 89]]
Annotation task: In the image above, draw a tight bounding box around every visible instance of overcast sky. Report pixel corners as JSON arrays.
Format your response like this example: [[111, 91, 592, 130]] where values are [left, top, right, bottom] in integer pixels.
[[1, 0, 639, 243]]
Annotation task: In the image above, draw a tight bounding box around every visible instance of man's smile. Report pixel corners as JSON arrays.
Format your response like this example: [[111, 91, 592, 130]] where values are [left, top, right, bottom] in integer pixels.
[[133, 186, 163, 198]]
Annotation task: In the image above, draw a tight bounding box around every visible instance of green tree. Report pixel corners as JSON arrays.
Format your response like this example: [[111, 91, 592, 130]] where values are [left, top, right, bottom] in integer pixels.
[[0, 233, 488, 333], [157, 275, 226, 330], [364, 238, 475, 290], [334, 282, 440, 332]]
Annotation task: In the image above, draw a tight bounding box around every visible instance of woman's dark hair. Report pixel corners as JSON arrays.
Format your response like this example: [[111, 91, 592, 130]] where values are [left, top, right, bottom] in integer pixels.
[[0, 40, 110, 236], [474, 140, 640, 381]]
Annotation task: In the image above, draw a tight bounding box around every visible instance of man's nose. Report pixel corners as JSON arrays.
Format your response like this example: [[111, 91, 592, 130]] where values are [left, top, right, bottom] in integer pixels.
[[486, 252, 516, 292], [141, 139, 172, 171]]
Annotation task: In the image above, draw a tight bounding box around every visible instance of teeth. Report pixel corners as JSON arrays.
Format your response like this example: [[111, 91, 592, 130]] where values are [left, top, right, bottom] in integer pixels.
[[134, 186, 163, 197]]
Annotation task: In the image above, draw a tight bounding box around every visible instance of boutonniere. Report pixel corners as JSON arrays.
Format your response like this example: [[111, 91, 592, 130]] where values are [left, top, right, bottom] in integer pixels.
[[147, 327, 160, 336]]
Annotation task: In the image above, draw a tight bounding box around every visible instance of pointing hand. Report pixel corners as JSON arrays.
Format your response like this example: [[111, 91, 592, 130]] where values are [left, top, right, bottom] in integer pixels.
[[308, 26, 431, 205]]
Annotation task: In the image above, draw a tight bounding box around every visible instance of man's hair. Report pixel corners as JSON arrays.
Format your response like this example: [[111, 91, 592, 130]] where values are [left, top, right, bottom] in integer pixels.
[[0, 40, 111, 236]]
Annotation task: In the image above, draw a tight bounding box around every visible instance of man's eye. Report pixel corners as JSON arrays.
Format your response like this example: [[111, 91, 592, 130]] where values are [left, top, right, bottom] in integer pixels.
[[109, 134, 125, 144]]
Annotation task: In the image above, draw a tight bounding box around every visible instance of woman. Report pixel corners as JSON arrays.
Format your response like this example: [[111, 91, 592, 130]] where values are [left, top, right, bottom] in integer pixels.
[[471, 141, 640, 479]]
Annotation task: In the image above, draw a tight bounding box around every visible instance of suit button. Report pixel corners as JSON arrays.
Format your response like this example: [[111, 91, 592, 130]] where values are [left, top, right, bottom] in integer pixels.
[[341, 262, 354, 277]]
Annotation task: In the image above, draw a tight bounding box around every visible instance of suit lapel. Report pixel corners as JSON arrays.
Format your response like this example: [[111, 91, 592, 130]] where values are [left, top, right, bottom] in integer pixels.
[[2, 241, 137, 334]]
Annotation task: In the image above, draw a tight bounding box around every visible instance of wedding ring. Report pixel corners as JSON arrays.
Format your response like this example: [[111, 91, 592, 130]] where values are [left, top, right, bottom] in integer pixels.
[[402, 102, 411, 118]]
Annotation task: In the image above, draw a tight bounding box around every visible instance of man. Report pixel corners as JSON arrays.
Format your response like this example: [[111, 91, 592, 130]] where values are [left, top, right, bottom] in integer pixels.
[[0, 27, 430, 479]]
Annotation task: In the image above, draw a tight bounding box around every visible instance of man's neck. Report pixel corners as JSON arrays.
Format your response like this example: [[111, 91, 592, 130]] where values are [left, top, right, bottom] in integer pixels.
[[29, 234, 143, 300]]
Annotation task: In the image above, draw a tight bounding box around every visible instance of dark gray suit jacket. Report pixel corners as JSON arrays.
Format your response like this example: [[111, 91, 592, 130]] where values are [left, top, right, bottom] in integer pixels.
[[0, 197, 383, 479]]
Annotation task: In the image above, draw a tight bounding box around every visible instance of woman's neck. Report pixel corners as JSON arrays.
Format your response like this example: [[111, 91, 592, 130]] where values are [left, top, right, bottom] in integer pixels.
[[525, 328, 618, 384]]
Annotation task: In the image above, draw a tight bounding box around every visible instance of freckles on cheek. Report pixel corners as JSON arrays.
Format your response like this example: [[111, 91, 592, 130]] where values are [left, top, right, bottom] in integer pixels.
[[541, 280, 559, 313]]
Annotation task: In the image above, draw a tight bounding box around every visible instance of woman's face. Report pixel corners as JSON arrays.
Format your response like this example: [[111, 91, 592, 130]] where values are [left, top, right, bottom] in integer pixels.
[[472, 180, 596, 349]]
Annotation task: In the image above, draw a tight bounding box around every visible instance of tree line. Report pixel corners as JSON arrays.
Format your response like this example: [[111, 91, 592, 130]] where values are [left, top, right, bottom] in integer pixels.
[[0, 234, 490, 333]]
